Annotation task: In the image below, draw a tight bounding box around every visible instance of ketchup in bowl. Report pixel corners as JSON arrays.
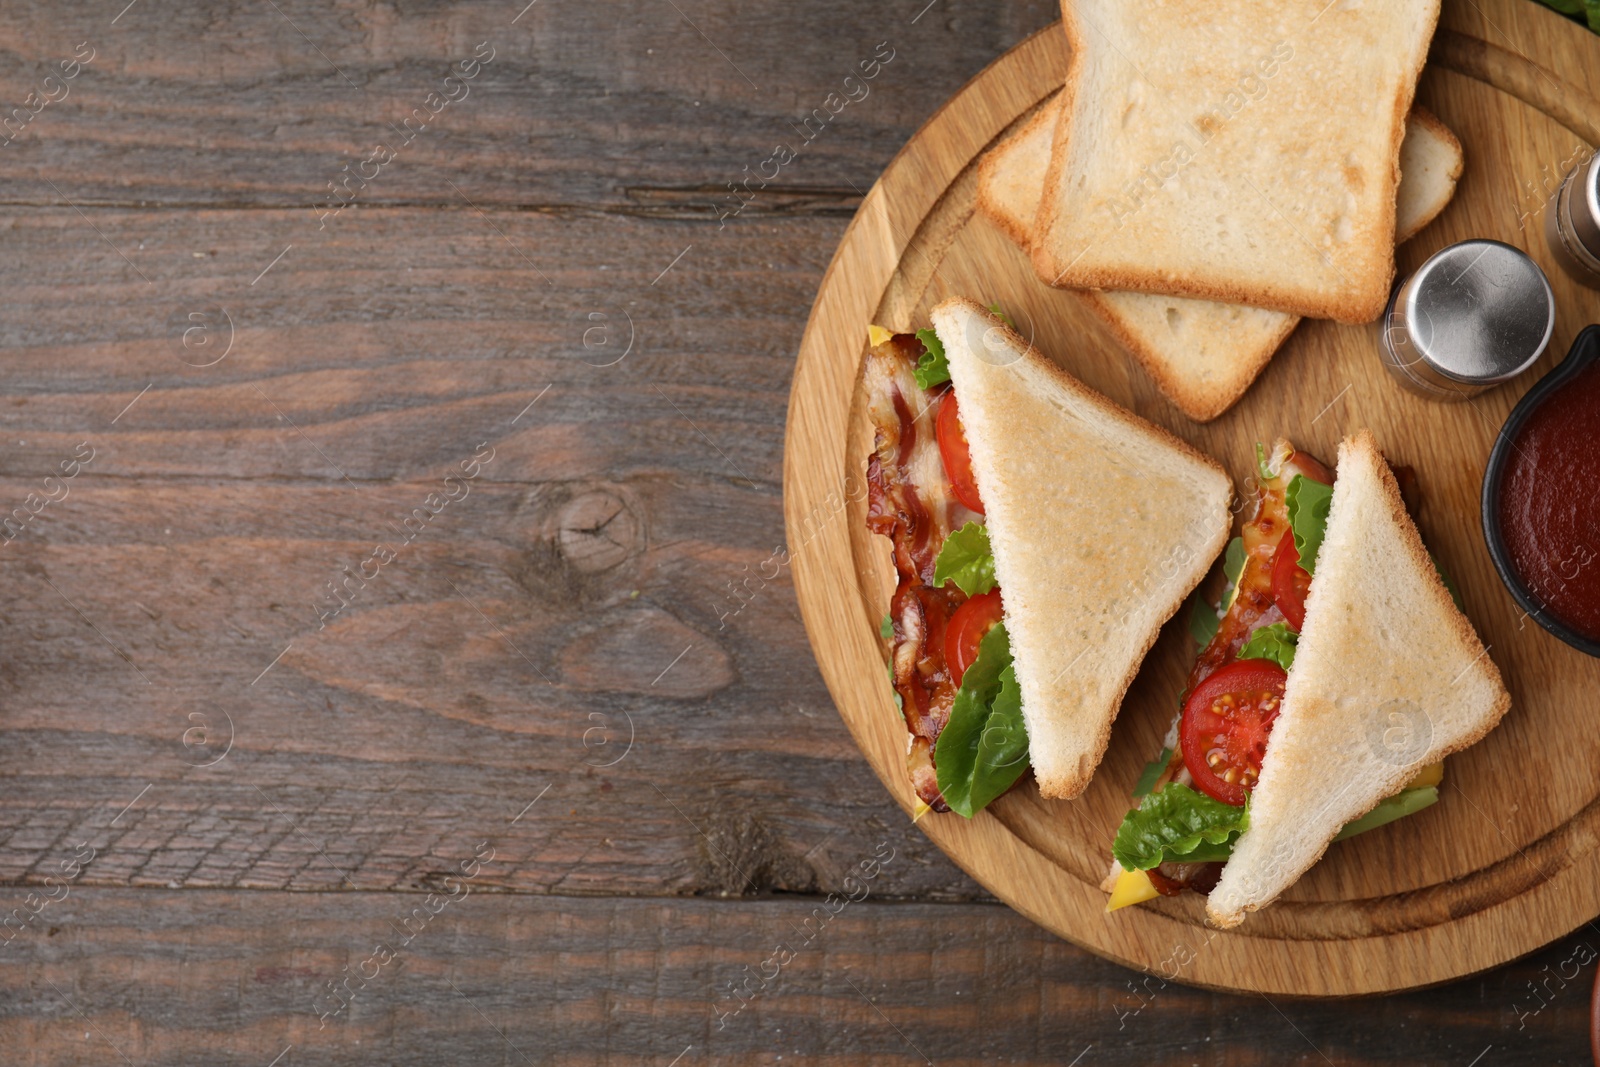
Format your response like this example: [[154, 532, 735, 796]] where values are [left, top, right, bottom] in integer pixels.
[[1497, 360, 1600, 639], [1484, 326, 1600, 654]]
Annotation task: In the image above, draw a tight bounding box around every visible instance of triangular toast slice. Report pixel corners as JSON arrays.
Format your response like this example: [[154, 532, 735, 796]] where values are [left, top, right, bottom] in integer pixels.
[[1206, 429, 1511, 927], [930, 298, 1233, 798], [1032, 0, 1441, 323], [976, 97, 1463, 422]]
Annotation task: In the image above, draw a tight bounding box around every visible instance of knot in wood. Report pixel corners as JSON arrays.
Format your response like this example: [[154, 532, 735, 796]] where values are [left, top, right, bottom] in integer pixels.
[[556, 489, 641, 573]]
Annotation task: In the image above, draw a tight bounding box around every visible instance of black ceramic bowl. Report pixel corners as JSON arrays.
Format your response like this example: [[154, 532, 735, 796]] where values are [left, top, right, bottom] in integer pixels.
[[1592, 962, 1600, 1067], [1480, 324, 1600, 658]]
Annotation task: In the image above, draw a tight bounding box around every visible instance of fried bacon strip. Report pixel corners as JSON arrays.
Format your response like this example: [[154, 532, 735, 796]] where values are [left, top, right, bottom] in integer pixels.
[[863, 335, 980, 810], [1186, 440, 1332, 691]]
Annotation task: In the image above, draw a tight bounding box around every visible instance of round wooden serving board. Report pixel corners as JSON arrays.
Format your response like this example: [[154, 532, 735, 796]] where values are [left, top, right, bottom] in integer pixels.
[[784, 0, 1600, 996]]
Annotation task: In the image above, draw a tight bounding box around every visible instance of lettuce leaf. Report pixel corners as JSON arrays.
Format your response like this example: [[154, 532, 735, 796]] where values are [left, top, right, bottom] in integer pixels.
[[987, 303, 1015, 329], [933, 522, 997, 596], [912, 328, 949, 390], [1170, 836, 1240, 864], [1111, 783, 1249, 871], [934, 622, 1029, 817], [1113, 775, 1439, 873], [1132, 747, 1174, 799], [970, 666, 1028, 808], [1286, 474, 1333, 575], [1238, 621, 1298, 671], [879, 613, 893, 641], [1333, 786, 1439, 841]]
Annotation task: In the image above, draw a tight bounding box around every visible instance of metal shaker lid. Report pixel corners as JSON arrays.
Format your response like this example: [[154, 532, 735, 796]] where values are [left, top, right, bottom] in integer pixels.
[[1573, 150, 1600, 260], [1396, 239, 1555, 386]]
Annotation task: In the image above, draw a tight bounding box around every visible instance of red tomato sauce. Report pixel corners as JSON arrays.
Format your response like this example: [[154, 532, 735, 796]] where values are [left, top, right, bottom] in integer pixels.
[[1497, 361, 1600, 642]]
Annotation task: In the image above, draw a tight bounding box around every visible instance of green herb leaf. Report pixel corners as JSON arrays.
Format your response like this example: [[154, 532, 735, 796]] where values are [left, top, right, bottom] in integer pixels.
[[1255, 441, 1274, 483], [987, 303, 1015, 329], [1219, 535, 1246, 613], [879, 613, 894, 641], [1223, 536, 1246, 586], [1112, 782, 1249, 871], [934, 622, 1030, 818], [884, 654, 901, 712], [1193, 536, 1246, 642], [1430, 554, 1466, 613], [1187, 594, 1220, 647], [1286, 475, 1334, 576], [933, 522, 997, 596], [1238, 621, 1299, 671], [912, 328, 949, 390], [1132, 747, 1174, 799], [1333, 786, 1439, 841]]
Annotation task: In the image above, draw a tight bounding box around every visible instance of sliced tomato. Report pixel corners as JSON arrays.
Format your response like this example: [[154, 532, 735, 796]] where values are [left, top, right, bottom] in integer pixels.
[[944, 589, 1003, 687], [936, 392, 985, 514], [1180, 658, 1287, 806], [1269, 534, 1312, 632]]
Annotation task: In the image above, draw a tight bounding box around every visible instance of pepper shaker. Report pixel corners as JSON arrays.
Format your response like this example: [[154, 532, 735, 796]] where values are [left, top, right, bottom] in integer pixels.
[[1545, 148, 1600, 290], [1379, 239, 1555, 401]]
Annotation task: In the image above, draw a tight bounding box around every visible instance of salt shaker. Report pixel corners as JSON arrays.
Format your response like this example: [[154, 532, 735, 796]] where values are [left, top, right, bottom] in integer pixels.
[[1545, 148, 1600, 289], [1379, 239, 1555, 401]]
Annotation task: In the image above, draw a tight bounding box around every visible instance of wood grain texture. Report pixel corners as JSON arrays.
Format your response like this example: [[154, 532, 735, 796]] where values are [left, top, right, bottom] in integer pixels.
[[0, 0, 1056, 213], [0, 205, 998, 903], [0, 888, 1593, 1067], [785, 0, 1600, 995]]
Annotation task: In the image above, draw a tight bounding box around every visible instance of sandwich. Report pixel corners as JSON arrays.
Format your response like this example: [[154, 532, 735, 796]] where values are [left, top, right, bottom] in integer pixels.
[[863, 297, 1232, 813], [1103, 430, 1511, 926], [1033, 0, 1443, 324], [977, 96, 1464, 421]]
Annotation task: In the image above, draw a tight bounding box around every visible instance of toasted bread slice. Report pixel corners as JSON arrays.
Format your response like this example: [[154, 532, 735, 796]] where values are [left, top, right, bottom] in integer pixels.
[[979, 98, 1459, 255], [1205, 430, 1511, 928], [1395, 108, 1464, 239], [976, 100, 1059, 251], [929, 298, 1233, 799], [1033, 0, 1442, 323], [977, 98, 1461, 421]]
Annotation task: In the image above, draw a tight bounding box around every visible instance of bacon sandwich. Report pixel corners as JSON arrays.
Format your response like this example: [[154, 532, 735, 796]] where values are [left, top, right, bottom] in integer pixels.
[[865, 297, 1232, 813], [1103, 430, 1511, 926]]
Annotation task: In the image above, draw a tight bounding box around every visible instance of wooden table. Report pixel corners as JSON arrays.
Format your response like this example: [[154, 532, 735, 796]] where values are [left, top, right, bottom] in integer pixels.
[[0, 1, 1591, 1063]]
